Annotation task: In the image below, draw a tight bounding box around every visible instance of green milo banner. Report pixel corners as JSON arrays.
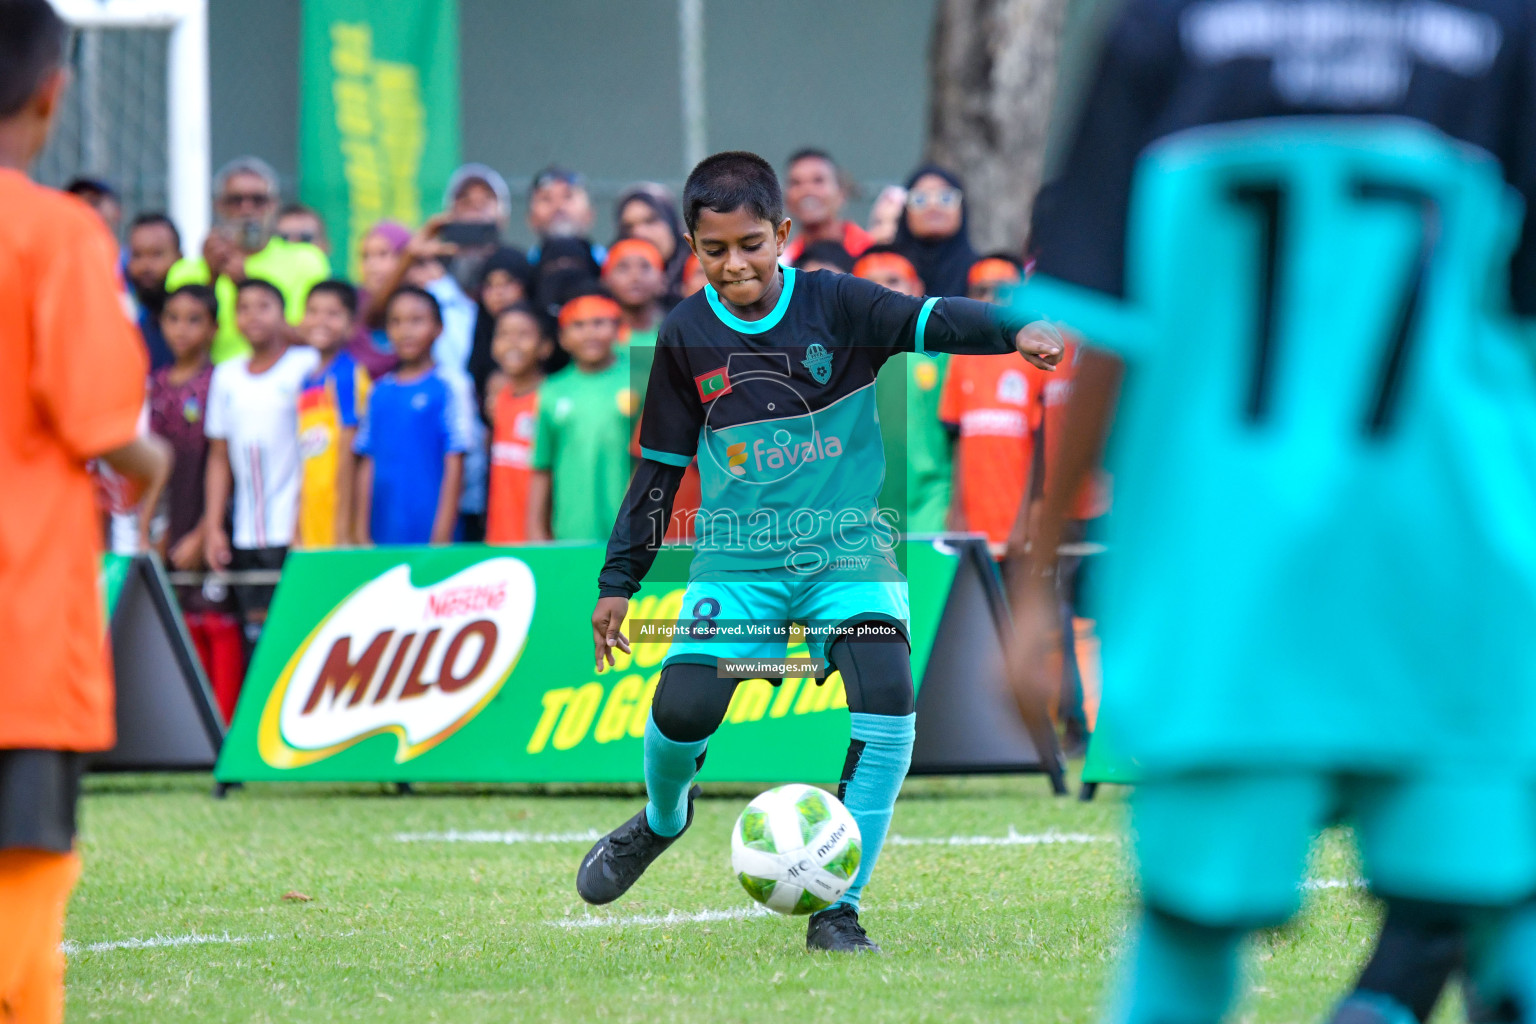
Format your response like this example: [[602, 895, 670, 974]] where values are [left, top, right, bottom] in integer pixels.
[[100, 552, 132, 620], [299, 0, 461, 277], [215, 542, 962, 784]]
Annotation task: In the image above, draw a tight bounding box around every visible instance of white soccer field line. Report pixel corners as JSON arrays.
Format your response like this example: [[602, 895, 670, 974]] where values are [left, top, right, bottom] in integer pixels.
[[394, 828, 605, 844], [63, 878, 1370, 952], [393, 827, 1115, 846], [62, 931, 268, 955], [551, 905, 776, 929], [887, 827, 1111, 847]]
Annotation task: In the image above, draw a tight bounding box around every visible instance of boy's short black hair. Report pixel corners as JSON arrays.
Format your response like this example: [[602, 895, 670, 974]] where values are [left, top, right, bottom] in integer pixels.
[[794, 240, 854, 274], [307, 278, 358, 317], [164, 283, 218, 321], [65, 175, 116, 200], [385, 284, 443, 325], [236, 277, 285, 308], [494, 300, 547, 334], [129, 212, 181, 251], [681, 151, 784, 235], [481, 246, 534, 292], [786, 147, 836, 171], [0, 0, 67, 119]]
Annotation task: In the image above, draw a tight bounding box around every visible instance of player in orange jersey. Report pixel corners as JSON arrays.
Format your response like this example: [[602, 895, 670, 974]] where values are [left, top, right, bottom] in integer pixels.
[[0, 4, 171, 1021]]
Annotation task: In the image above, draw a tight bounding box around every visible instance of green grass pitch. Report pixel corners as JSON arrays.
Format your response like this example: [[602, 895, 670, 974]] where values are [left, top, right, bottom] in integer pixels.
[[65, 771, 1463, 1022]]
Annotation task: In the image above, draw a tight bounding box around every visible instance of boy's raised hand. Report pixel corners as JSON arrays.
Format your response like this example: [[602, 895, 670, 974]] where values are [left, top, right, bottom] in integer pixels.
[[592, 596, 632, 672], [1015, 321, 1065, 371]]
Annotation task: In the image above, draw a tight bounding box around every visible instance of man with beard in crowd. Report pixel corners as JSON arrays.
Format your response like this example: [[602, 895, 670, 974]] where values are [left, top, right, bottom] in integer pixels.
[[125, 212, 183, 370]]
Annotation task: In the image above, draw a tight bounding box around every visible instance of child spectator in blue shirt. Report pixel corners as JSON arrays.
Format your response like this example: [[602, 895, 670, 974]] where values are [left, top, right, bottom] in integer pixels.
[[354, 286, 474, 545]]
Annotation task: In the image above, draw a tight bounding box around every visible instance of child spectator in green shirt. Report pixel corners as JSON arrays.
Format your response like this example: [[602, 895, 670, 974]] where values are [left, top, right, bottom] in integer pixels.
[[528, 294, 636, 541], [604, 238, 666, 349]]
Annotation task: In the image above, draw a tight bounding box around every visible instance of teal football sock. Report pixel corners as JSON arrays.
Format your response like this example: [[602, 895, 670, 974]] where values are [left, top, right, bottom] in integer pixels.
[[1110, 909, 1243, 1024], [1327, 993, 1421, 1024], [643, 713, 707, 837], [1469, 900, 1536, 1020], [834, 711, 915, 911]]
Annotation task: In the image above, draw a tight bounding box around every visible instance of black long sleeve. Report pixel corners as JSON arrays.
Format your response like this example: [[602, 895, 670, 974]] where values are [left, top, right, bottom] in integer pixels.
[[919, 295, 1036, 355], [829, 273, 1031, 360], [597, 458, 687, 598]]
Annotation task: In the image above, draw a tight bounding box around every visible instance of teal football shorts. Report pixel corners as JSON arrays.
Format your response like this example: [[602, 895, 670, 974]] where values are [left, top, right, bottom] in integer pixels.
[[1132, 769, 1536, 928], [660, 574, 910, 668]]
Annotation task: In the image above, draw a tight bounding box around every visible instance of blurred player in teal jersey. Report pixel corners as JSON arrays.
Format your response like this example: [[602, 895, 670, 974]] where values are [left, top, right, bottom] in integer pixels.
[[1007, 0, 1536, 1020]]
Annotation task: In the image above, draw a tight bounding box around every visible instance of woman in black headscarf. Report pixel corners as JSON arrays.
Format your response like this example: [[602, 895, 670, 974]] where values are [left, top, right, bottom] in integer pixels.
[[892, 164, 978, 297], [613, 183, 689, 308], [466, 246, 536, 421]]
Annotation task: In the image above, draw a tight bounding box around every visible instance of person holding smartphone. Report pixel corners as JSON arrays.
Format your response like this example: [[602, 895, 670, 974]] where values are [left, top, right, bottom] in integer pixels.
[[441, 163, 510, 293], [165, 155, 331, 364]]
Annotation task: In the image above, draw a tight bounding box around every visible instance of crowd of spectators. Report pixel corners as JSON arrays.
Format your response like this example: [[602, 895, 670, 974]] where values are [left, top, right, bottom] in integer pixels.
[[87, 149, 1102, 668]]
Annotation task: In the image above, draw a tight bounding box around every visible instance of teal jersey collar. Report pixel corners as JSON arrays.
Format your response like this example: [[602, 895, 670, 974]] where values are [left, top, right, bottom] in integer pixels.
[[704, 266, 797, 334]]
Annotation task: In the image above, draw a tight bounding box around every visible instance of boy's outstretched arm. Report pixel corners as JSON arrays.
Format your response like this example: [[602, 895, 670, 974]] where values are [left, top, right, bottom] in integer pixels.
[[592, 458, 687, 671], [833, 274, 1063, 368], [921, 296, 1065, 368]]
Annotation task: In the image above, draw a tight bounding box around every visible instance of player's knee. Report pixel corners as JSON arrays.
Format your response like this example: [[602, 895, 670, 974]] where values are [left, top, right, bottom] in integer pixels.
[[650, 692, 719, 745], [650, 664, 732, 744], [853, 682, 914, 719], [829, 631, 915, 718]]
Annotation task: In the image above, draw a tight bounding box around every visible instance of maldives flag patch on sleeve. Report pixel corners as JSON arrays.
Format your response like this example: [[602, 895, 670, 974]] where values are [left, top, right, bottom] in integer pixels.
[[694, 367, 732, 402]]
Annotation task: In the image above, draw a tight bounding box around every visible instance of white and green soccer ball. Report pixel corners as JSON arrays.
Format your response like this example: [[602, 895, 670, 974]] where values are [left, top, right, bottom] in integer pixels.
[[731, 784, 862, 915]]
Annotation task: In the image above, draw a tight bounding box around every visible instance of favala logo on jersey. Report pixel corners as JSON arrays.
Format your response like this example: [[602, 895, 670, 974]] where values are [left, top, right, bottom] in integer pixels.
[[727, 442, 749, 476], [750, 429, 843, 474], [257, 559, 535, 767]]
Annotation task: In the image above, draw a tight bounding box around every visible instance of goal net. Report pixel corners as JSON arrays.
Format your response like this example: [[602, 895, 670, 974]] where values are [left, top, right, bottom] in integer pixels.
[[37, 0, 209, 246]]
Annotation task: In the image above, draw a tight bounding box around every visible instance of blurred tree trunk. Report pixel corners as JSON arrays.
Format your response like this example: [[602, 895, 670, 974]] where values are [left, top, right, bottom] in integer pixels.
[[926, 0, 1069, 255]]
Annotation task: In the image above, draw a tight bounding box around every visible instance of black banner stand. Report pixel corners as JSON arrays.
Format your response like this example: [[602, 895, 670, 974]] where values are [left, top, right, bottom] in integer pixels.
[[92, 555, 225, 772], [909, 539, 1068, 793]]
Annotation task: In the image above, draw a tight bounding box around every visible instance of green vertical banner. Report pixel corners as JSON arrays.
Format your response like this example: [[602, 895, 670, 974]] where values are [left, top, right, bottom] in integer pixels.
[[299, 0, 461, 278]]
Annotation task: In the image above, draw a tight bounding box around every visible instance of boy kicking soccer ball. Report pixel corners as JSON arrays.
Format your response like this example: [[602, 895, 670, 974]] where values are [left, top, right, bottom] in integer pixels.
[[575, 151, 1060, 953]]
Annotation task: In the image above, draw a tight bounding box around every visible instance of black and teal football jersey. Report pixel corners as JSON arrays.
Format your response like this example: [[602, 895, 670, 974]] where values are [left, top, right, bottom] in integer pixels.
[[1021, 0, 1536, 774], [604, 267, 1031, 587]]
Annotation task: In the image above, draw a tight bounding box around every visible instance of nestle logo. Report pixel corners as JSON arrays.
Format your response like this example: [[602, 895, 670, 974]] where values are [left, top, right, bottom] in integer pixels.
[[260, 560, 535, 767], [425, 583, 507, 620]]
